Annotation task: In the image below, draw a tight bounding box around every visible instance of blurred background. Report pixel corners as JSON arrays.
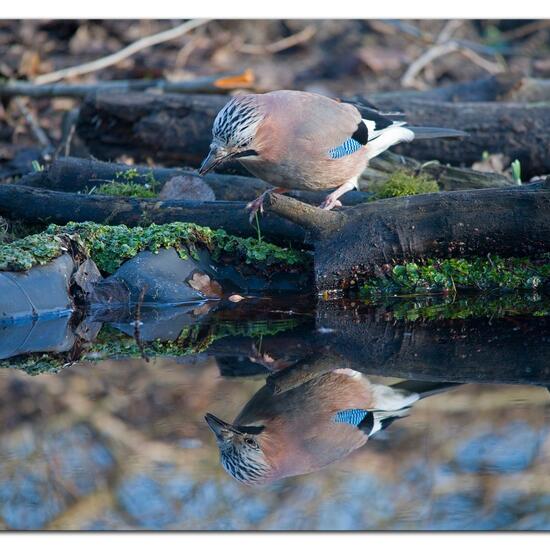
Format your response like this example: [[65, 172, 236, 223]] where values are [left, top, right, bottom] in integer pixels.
[[1, 19, 549, 165]]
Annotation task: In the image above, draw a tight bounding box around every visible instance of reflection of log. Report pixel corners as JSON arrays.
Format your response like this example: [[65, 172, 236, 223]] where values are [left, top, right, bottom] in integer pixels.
[[76, 75, 550, 177], [0, 183, 306, 245], [315, 305, 550, 386], [266, 180, 550, 290]]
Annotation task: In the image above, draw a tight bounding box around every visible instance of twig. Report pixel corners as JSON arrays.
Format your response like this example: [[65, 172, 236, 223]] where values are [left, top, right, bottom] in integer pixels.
[[238, 25, 316, 55], [402, 40, 503, 89], [64, 124, 76, 157], [133, 285, 149, 363], [402, 42, 461, 88], [0, 71, 254, 98], [34, 19, 210, 85], [435, 20, 464, 44], [458, 48, 504, 74], [14, 97, 54, 161], [500, 20, 550, 41], [53, 108, 79, 160]]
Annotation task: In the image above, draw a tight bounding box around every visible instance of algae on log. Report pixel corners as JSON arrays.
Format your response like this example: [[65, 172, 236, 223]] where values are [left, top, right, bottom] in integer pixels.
[[265, 180, 550, 290]]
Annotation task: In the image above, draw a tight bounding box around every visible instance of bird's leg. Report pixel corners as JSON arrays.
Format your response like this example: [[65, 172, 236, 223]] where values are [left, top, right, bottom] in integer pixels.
[[319, 179, 357, 210], [246, 187, 287, 223]]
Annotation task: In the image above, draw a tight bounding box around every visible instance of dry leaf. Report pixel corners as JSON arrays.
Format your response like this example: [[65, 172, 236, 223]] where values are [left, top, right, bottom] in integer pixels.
[[214, 68, 255, 89], [187, 272, 222, 298], [472, 153, 508, 174]]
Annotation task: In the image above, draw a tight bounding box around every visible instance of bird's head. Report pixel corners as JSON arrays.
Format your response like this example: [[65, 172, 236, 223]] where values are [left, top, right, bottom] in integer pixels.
[[204, 412, 272, 485], [199, 95, 264, 175]]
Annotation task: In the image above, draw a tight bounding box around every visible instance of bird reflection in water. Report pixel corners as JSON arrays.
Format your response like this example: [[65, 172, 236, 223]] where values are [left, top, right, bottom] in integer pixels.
[[205, 365, 457, 485]]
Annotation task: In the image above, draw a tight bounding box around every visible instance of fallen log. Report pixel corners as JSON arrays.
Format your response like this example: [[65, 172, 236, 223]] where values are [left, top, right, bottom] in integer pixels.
[[77, 92, 227, 168], [0, 184, 306, 245], [25, 154, 509, 209], [17, 156, 513, 215], [368, 152, 512, 191], [366, 98, 550, 179], [368, 72, 550, 104], [76, 89, 550, 178], [265, 180, 550, 290]]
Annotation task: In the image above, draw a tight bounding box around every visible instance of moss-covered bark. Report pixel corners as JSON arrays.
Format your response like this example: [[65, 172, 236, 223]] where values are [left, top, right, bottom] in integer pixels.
[[0, 221, 310, 274]]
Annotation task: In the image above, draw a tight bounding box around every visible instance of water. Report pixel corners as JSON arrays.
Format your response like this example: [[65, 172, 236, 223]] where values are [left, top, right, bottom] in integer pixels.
[[0, 293, 548, 530]]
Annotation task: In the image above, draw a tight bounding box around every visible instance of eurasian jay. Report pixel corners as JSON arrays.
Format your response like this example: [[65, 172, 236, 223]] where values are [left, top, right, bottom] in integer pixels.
[[205, 368, 458, 485], [199, 90, 466, 218]]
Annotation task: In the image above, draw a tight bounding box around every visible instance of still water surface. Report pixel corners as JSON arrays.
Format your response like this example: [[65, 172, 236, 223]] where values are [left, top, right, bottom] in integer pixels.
[[0, 294, 548, 530]]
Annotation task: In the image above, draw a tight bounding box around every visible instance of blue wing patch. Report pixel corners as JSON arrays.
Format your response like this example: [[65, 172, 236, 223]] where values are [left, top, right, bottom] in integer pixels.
[[334, 409, 368, 426], [328, 138, 363, 159]]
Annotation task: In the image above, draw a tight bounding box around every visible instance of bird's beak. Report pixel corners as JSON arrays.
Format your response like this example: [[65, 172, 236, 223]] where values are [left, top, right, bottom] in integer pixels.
[[198, 146, 229, 176], [205, 413, 241, 440]]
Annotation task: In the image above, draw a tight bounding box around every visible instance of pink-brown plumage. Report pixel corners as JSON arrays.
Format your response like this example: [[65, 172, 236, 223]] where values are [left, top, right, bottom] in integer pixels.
[[199, 89, 466, 214]]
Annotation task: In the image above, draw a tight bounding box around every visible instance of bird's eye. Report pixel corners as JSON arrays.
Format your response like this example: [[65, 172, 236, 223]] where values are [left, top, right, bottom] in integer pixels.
[[245, 437, 257, 448]]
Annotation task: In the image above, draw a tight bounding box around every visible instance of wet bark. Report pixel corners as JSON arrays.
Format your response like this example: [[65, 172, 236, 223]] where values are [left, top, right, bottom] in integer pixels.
[[368, 72, 550, 104]]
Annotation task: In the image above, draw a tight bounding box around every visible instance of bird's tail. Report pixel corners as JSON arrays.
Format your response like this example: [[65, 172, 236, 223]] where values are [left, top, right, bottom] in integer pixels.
[[406, 126, 468, 140], [390, 380, 461, 400]]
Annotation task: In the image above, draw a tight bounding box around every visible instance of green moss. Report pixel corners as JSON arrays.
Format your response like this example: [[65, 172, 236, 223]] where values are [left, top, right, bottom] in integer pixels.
[[1, 221, 309, 273], [0, 353, 68, 375], [0, 233, 67, 271], [366, 293, 550, 321], [95, 181, 158, 198], [369, 170, 439, 199], [91, 168, 161, 198], [360, 255, 550, 297]]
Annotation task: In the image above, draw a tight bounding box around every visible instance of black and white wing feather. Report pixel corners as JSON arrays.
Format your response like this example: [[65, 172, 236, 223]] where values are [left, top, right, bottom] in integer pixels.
[[341, 98, 467, 161]]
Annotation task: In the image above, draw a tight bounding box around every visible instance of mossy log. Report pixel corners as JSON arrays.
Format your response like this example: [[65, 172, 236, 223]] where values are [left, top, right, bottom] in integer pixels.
[[265, 180, 550, 290], [18, 155, 512, 200], [17, 156, 373, 206], [0, 183, 306, 245]]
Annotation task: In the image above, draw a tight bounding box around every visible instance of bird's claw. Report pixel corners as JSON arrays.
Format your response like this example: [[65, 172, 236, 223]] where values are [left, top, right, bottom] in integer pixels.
[[319, 196, 343, 210], [247, 195, 265, 223]]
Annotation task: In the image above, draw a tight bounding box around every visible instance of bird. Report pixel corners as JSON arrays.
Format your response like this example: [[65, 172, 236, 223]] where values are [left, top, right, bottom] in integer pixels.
[[198, 90, 467, 219], [205, 367, 458, 485]]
